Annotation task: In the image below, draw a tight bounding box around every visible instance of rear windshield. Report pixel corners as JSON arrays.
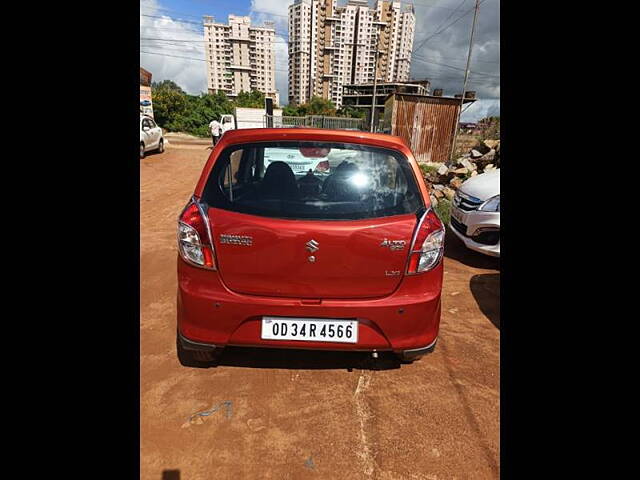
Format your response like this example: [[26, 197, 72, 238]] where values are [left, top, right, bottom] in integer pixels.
[[202, 141, 423, 220]]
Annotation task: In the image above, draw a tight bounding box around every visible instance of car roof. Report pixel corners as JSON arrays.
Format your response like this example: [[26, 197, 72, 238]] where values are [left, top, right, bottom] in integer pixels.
[[217, 128, 410, 151]]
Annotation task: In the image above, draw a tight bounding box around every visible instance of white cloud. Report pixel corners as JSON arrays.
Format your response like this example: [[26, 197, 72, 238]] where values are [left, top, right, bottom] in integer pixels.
[[140, 0, 207, 94], [139, 0, 499, 115], [410, 0, 500, 103], [250, 0, 289, 18], [250, 0, 292, 104], [460, 98, 500, 122]]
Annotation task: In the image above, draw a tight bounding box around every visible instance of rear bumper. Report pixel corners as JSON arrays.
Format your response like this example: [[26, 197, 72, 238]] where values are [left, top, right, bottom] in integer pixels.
[[177, 257, 443, 354]]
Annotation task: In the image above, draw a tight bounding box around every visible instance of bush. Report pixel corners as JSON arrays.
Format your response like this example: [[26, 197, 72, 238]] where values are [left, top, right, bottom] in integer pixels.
[[479, 116, 500, 142], [150, 83, 235, 137], [434, 198, 451, 226], [149, 81, 376, 136], [419, 164, 439, 177]]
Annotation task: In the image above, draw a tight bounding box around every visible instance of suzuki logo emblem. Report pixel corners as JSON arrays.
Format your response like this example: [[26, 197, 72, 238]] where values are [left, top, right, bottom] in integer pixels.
[[306, 239, 319, 253]]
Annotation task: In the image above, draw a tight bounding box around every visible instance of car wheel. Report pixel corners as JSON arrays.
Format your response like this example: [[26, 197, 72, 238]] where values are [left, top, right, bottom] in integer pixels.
[[176, 335, 219, 368], [157, 138, 164, 153], [140, 142, 145, 159]]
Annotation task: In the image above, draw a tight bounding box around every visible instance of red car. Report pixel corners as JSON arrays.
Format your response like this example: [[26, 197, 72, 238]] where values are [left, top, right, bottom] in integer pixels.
[[176, 128, 444, 367]]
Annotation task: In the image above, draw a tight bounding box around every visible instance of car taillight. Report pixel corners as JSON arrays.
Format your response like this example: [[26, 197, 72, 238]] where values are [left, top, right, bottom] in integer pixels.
[[177, 200, 216, 269], [407, 209, 445, 274], [315, 160, 330, 172]]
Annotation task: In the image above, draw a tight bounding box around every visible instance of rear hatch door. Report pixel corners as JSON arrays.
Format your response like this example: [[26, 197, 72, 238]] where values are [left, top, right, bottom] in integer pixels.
[[210, 208, 417, 299]]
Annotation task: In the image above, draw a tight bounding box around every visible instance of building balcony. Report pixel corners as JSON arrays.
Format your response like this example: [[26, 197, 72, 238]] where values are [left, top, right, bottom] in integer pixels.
[[229, 64, 254, 71]]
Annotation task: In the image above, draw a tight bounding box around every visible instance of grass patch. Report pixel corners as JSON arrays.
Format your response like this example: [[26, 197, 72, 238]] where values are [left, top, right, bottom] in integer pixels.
[[434, 198, 452, 225], [419, 164, 439, 176]]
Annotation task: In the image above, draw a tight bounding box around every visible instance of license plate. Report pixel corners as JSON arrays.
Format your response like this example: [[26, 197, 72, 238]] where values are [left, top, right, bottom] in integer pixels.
[[451, 206, 465, 223], [261, 317, 358, 344]]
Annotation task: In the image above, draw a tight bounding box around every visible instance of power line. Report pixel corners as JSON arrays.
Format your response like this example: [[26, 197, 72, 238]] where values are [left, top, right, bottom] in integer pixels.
[[140, 4, 204, 21], [412, 0, 488, 52], [412, 55, 499, 78], [140, 50, 205, 62], [415, 0, 467, 53], [139, 49, 289, 73], [141, 14, 202, 25], [398, 0, 479, 13], [140, 36, 289, 44]]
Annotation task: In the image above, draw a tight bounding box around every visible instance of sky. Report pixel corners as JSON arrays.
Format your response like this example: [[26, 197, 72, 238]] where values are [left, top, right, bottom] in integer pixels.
[[140, 0, 500, 121]]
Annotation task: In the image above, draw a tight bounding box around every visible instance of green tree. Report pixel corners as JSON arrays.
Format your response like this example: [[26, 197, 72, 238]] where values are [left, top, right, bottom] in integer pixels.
[[283, 103, 302, 116], [152, 86, 188, 129], [306, 96, 336, 116], [283, 97, 336, 117], [235, 90, 265, 108], [337, 106, 366, 119], [151, 80, 185, 94]]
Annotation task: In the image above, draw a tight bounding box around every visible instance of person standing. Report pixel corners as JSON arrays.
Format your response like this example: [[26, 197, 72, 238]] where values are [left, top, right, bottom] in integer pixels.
[[209, 118, 221, 146]]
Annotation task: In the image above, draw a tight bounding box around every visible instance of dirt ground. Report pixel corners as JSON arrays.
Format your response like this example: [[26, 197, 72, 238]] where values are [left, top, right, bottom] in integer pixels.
[[140, 143, 500, 480]]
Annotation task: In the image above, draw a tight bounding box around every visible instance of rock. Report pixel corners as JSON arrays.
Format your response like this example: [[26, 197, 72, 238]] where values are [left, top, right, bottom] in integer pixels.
[[473, 142, 492, 155], [470, 149, 483, 159], [474, 149, 496, 170], [426, 174, 439, 184], [483, 140, 500, 150], [471, 170, 478, 177], [443, 187, 456, 201], [449, 177, 463, 189], [432, 184, 445, 191], [430, 195, 438, 207], [453, 167, 468, 175], [482, 149, 496, 161], [460, 158, 476, 171], [437, 164, 448, 175], [433, 189, 444, 199], [484, 164, 495, 172], [483, 139, 499, 150]]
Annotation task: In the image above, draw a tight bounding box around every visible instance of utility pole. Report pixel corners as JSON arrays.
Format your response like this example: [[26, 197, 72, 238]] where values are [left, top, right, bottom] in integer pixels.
[[370, 26, 381, 133], [370, 51, 379, 133], [449, 0, 480, 164]]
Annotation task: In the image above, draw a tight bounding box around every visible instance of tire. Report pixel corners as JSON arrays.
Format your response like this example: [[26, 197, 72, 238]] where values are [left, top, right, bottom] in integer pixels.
[[176, 335, 219, 368], [140, 142, 145, 159], [157, 138, 164, 153]]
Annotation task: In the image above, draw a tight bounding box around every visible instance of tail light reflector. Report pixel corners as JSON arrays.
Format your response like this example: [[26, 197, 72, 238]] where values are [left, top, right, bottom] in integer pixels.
[[407, 209, 445, 274], [178, 200, 216, 270]]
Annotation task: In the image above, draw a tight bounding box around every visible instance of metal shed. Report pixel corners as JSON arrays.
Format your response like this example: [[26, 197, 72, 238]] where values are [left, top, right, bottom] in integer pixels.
[[382, 93, 476, 163]]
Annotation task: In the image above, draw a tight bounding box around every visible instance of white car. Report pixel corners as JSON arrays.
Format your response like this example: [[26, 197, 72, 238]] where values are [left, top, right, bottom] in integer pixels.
[[140, 115, 164, 159], [449, 169, 500, 257]]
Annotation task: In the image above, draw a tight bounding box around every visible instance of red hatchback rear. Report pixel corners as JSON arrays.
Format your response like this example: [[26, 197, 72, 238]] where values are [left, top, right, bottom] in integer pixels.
[[176, 128, 444, 367]]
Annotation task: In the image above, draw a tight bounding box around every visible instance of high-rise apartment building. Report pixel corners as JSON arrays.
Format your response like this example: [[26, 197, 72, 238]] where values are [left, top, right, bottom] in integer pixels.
[[288, 0, 414, 107], [204, 15, 279, 105]]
